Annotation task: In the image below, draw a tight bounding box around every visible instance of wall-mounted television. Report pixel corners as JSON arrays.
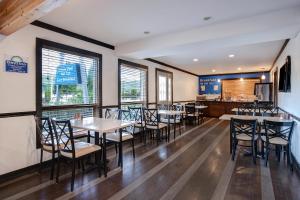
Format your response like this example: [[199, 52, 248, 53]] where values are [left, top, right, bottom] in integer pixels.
[[278, 56, 291, 92]]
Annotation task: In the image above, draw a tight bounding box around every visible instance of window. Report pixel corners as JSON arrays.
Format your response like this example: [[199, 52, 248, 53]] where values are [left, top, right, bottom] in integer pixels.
[[156, 69, 173, 105], [118, 59, 148, 109], [36, 39, 102, 120]]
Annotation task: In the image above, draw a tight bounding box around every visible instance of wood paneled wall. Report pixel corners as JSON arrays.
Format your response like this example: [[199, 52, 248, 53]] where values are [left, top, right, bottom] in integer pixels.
[[222, 79, 260, 100]]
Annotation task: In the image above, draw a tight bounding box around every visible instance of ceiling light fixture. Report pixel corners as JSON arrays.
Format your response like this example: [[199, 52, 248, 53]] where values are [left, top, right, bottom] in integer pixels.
[[240, 78, 244, 81], [237, 67, 242, 71], [144, 31, 150, 35], [228, 54, 235, 58], [217, 79, 221, 83], [203, 16, 212, 21], [261, 68, 266, 80], [193, 58, 199, 62], [212, 69, 216, 73]]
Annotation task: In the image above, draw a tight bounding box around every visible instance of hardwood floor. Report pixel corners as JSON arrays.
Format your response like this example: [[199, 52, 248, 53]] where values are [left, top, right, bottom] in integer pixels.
[[0, 118, 300, 200]]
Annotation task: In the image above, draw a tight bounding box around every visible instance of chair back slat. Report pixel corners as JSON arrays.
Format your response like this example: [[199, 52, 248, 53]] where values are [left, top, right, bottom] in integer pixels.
[[237, 104, 256, 116], [129, 107, 144, 125], [259, 106, 279, 116], [230, 118, 257, 139], [119, 110, 135, 134], [35, 116, 56, 151]]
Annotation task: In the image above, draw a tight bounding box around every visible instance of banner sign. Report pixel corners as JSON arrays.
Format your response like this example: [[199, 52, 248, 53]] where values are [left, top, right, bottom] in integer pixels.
[[5, 56, 28, 73], [55, 63, 82, 85]]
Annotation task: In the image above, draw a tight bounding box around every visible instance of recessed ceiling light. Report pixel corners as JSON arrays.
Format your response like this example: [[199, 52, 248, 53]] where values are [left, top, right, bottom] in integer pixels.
[[217, 79, 221, 82], [144, 31, 150, 35], [237, 67, 242, 71], [203, 16, 212, 21], [212, 69, 216, 73], [193, 58, 199, 62], [240, 78, 244, 81], [228, 54, 235, 58]]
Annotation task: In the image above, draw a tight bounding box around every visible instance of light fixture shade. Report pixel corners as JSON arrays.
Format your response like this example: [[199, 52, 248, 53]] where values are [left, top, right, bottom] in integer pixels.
[[240, 78, 244, 81], [261, 74, 266, 80]]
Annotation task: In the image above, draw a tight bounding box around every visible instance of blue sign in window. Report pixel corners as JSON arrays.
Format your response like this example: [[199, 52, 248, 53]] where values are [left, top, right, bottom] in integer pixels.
[[55, 63, 82, 85]]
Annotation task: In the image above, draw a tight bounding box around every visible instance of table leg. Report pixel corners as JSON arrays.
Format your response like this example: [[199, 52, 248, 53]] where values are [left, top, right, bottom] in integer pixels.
[[94, 132, 100, 164], [118, 128, 123, 168], [102, 132, 107, 177], [168, 115, 171, 142]]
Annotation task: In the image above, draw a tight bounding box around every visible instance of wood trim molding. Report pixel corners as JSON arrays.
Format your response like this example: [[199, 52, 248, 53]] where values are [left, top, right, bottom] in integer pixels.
[[31, 20, 115, 50], [269, 39, 290, 72], [102, 105, 119, 109], [145, 58, 198, 77], [278, 107, 300, 122], [0, 111, 36, 118], [199, 71, 270, 77], [155, 68, 174, 105], [0, 0, 68, 35]]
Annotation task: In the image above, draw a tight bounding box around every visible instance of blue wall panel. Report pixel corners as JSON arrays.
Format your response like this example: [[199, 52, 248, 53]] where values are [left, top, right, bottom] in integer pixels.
[[199, 72, 270, 95]]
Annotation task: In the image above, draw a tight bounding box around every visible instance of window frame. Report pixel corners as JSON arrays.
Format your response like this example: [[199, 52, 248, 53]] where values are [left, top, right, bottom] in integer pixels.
[[155, 68, 173, 105], [118, 59, 149, 109], [36, 38, 103, 121]]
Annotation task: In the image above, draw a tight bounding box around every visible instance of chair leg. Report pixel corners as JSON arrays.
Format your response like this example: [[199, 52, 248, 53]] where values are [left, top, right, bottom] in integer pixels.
[[157, 129, 160, 145], [50, 152, 55, 180], [252, 141, 256, 165], [81, 159, 85, 172], [87, 130, 91, 143], [115, 143, 118, 155], [131, 139, 135, 158], [39, 148, 43, 173], [71, 159, 76, 191], [265, 144, 269, 167], [261, 141, 265, 159], [97, 151, 102, 177], [173, 124, 176, 140], [231, 140, 236, 161], [179, 122, 182, 135], [56, 154, 60, 183]]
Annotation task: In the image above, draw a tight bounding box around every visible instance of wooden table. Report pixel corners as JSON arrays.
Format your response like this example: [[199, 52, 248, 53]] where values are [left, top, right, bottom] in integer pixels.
[[195, 105, 208, 109], [71, 117, 135, 175], [158, 110, 185, 141]]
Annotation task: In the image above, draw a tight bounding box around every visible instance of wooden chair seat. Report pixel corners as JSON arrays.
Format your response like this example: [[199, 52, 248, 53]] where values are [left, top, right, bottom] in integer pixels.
[[60, 141, 101, 158], [146, 123, 167, 130], [236, 133, 258, 141], [106, 131, 133, 142], [261, 136, 288, 145]]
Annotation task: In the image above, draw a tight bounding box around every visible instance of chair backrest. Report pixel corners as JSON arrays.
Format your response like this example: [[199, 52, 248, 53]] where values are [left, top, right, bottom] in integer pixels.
[[105, 108, 119, 120], [237, 104, 256, 116], [51, 119, 76, 157], [119, 109, 135, 134], [259, 106, 279, 117], [35, 116, 56, 151], [185, 104, 196, 115], [143, 108, 160, 127], [263, 120, 294, 144], [128, 107, 143, 124], [158, 104, 171, 110], [230, 118, 257, 140]]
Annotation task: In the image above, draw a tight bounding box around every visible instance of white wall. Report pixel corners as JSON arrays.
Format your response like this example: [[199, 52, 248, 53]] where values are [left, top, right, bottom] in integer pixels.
[[270, 32, 300, 163], [0, 25, 198, 175]]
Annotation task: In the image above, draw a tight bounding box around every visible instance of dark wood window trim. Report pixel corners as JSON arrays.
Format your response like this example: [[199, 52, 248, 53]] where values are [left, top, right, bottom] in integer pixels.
[[36, 38, 102, 146], [32, 21, 115, 50], [155, 68, 174, 106], [118, 59, 149, 108]]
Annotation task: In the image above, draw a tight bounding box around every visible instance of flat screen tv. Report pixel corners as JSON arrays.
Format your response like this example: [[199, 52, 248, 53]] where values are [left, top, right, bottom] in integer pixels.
[[279, 63, 286, 92], [278, 56, 292, 92]]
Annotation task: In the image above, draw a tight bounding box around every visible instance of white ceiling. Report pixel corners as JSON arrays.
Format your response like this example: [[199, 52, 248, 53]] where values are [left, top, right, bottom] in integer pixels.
[[39, 0, 300, 74]]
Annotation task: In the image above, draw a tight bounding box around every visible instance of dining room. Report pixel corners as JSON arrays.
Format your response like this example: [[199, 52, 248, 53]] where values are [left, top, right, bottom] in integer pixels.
[[1, 0, 300, 199]]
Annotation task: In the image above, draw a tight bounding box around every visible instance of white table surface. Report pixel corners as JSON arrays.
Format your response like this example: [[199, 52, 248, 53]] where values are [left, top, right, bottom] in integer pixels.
[[158, 110, 185, 115], [70, 117, 135, 134], [195, 105, 208, 109], [231, 108, 282, 113], [219, 114, 292, 123]]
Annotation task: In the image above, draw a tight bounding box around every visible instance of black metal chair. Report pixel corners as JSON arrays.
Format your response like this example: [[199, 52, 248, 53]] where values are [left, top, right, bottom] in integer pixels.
[[262, 120, 295, 170], [143, 108, 168, 144], [51, 119, 102, 191], [230, 118, 258, 164], [237, 104, 256, 116], [35, 116, 58, 180], [105, 108, 120, 119], [259, 106, 279, 117], [106, 110, 136, 162], [129, 107, 146, 143], [185, 103, 200, 125], [161, 105, 183, 139]]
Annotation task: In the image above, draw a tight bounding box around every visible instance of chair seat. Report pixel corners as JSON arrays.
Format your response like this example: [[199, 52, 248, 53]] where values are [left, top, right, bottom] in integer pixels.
[[60, 142, 101, 158], [261, 136, 288, 145], [43, 137, 76, 152], [106, 131, 133, 142], [146, 123, 167, 130], [236, 133, 258, 141], [161, 118, 181, 124]]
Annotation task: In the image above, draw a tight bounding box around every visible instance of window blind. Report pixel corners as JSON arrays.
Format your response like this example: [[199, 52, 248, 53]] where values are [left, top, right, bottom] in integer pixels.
[[41, 47, 100, 120], [120, 64, 147, 109]]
